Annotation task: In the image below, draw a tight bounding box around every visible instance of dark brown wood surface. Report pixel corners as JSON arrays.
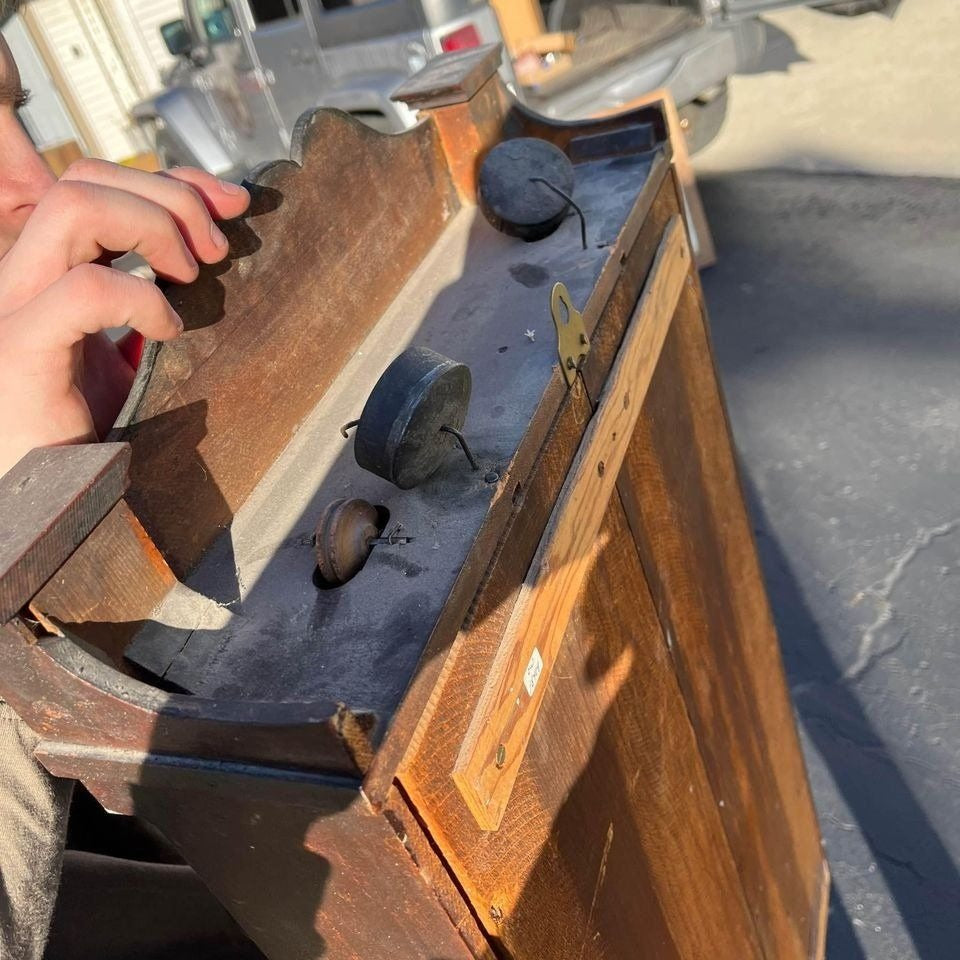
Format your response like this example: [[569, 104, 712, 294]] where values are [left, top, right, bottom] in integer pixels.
[[392, 42, 503, 109], [38, 748, 480, 960], [615, 277, 826, 960], [118, 110, 459, 577], [0, 621, 370, 776], [0, 443, 129, 623], [381, 784, 496, 960]]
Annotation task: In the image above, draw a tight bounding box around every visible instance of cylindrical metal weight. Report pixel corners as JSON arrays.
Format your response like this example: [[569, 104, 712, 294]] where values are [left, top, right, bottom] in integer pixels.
[[478, 137, 576, 242], [353, 346, 472, 489]]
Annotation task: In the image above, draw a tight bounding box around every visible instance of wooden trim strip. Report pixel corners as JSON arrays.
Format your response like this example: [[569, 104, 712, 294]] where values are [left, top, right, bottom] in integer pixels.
[[451, 217, 690, 830], [812, 859, 831, 960]]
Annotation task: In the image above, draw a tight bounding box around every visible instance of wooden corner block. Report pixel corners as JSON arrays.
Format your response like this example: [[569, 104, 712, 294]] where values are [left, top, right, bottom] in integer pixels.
[[0, 443, 131, 623], [392, 44, 503, 110]]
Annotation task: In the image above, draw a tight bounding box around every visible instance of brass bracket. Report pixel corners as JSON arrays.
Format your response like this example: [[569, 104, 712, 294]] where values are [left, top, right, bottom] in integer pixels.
[[550, 282, 590, 387]]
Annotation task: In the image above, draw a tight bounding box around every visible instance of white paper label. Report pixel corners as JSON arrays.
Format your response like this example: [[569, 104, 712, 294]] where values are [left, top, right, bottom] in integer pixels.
[[523, 647, 544, 697]]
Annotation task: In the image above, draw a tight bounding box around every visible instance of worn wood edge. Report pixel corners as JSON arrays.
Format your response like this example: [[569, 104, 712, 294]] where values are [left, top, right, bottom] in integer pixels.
[[362, 158, 672, 804], [381, 783, 497, 960], [33, 741, 362, 800], [451, 217, 689, 830], [390, 390, 597, 945], [29, 500, 178, 661], [687, 267, 828, 943], [0, 443, 130, 623], [811, 859, 831, 960]]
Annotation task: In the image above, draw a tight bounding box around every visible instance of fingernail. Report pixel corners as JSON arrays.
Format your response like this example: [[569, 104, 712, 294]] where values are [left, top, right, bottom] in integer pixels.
[[211, 221, 228, 248], [219, 180, 247, 196]]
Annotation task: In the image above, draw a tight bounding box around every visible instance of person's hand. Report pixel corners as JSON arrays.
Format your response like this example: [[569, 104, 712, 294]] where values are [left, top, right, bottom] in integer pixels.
[[0, 160, 249, 477]]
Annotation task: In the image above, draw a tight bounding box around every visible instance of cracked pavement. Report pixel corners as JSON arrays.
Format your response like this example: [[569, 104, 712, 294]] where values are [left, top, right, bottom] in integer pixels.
[[693, 6, 960, 954], [699, 169, 960, 958]]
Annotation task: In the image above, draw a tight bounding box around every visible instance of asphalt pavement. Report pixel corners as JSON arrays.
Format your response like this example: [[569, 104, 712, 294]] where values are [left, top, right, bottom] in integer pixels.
[[694, 3, 960, 958]]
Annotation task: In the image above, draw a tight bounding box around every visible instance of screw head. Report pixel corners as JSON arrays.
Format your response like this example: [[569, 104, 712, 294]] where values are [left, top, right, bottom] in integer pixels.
[[490, 905, 504, 923], [485, 470, 500, 484], [495, 743, 506, 768], [597, 460, 605, 477]]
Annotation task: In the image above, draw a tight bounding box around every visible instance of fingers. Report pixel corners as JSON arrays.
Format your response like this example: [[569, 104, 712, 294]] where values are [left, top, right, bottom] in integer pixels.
[[1, 180, 199, 308], [161, 167, 250, 221], [11, 264, 183, 350], [60, 158, 248, 264]]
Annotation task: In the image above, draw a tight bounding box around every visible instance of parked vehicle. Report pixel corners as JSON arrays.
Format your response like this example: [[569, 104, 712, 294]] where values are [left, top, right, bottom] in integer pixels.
[[133, 0, 837, 178]]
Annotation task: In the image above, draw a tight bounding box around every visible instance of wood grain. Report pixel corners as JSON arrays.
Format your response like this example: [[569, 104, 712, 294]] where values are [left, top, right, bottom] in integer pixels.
[[365, 158, 675, 804], [119, 110, 458, 576], [30, 500, 177, 664], [399, 390, 763, 958], [616, 279, 826, 959], [43, 749, 480, 960], [0, 444, 130, 623], [0, 620, 368, 775], [453, 217, 689, 830]]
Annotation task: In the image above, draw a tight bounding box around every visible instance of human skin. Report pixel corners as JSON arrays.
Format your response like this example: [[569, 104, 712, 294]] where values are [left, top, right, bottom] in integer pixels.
[[0, 35, 250, 475]]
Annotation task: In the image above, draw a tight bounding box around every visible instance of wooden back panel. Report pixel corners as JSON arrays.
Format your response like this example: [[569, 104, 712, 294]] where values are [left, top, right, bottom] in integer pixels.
[[617, 280, 827, 960], [117, 111, 458, 576]]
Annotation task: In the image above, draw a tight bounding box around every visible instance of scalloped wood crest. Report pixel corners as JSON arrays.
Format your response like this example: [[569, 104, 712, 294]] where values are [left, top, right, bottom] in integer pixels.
[[120, 109, 459, 575]]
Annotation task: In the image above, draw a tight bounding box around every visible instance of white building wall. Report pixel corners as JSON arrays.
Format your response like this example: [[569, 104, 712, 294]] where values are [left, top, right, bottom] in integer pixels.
[[1, 12, 80, 150], [99, 0, 183, 96], [23, 0, 148, 161]]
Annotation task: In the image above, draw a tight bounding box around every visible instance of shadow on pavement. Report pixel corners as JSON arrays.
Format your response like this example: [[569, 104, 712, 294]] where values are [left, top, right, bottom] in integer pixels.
[[699, 167, 960, 959]]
